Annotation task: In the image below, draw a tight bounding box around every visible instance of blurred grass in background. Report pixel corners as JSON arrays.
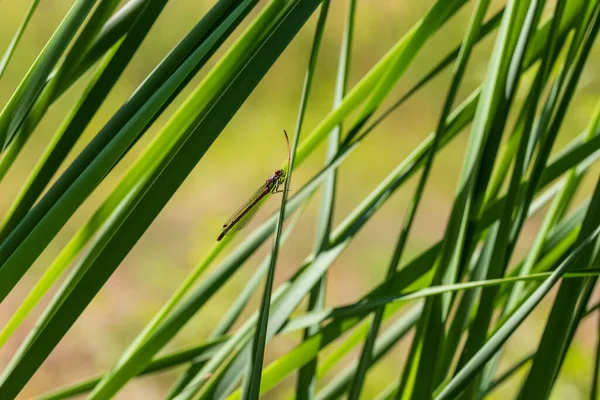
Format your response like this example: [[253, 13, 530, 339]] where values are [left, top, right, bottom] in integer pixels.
[[0, 0, 597, 399]]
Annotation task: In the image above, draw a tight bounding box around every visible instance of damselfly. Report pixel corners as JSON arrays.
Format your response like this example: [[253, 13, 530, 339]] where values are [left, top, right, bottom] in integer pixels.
[[217, 130, 291, 241]]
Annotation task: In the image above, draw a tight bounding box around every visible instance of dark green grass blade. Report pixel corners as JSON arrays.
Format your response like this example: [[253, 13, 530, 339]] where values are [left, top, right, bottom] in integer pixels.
[[241, 93, 302, 400], [593, 304, 600, 400], [57, 0, 147, 93]]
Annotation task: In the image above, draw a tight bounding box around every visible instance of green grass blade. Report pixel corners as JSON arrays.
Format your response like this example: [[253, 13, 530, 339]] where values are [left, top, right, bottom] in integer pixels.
[[57, 0, 147, 95], [0, 0, 41, 79], [0, 0, 98, 149], [37, 337, 229, 400], [242, 124, 301, 398], [593, 305, 600, 400], [296, 1, 344, 398]]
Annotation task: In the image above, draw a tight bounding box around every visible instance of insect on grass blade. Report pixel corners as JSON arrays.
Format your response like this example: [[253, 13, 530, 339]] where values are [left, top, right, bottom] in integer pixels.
[[217, 130, 291, 241]]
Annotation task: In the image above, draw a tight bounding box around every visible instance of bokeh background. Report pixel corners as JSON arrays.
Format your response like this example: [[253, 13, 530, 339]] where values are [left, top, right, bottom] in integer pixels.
[[0, 0, 598, 398]]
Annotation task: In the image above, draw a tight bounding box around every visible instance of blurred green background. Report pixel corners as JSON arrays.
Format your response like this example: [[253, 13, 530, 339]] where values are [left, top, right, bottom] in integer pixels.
[[0, 0, 598, 398]]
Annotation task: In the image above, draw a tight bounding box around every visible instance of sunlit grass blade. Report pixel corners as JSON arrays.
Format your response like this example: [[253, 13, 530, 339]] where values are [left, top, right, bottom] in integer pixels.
[[0, 0, 41, 79], [241, 124, 297, 400]]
